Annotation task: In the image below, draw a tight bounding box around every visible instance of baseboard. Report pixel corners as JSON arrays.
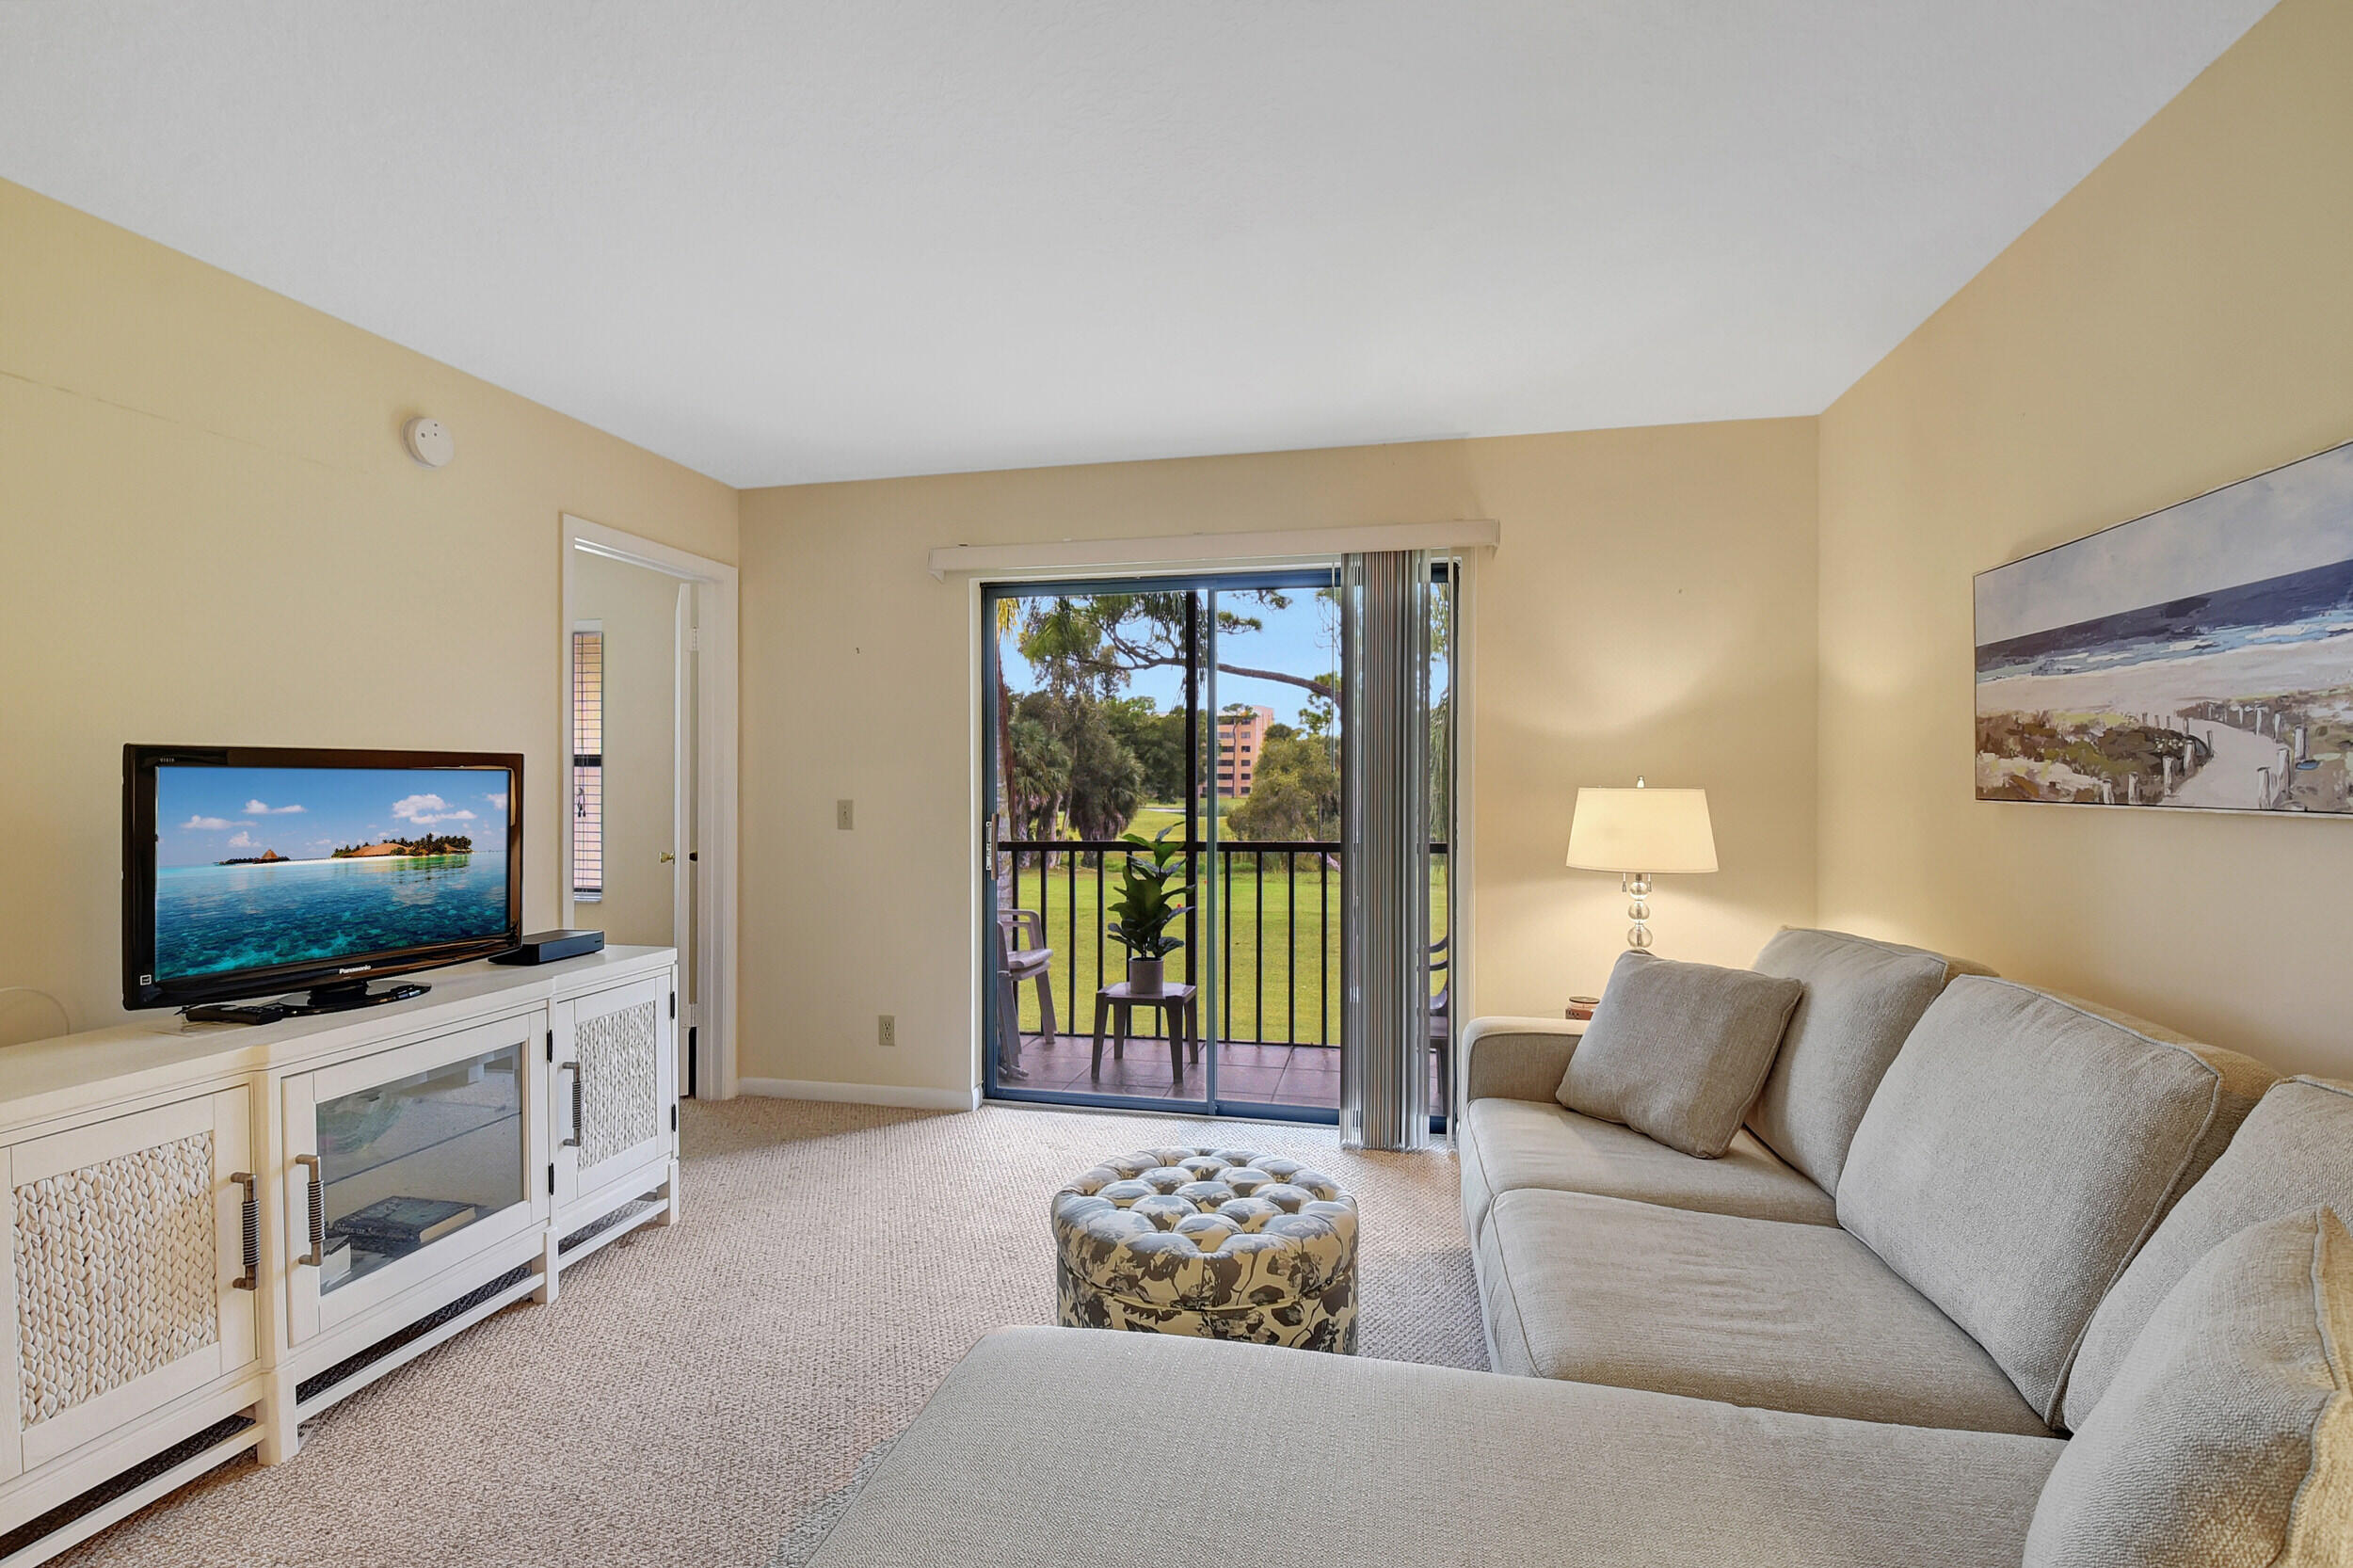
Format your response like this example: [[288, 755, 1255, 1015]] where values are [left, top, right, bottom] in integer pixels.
[[737, 1077, 982, 1112]]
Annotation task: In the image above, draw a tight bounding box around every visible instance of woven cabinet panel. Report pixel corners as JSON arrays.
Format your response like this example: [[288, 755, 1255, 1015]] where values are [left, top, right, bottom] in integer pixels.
[[15, 1130, 220, 1428], [577, 1000, 661, 1170]]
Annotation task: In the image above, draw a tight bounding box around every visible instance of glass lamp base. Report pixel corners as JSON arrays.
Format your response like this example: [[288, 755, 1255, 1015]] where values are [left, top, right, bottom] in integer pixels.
[[1622, 872, 1655, 952]]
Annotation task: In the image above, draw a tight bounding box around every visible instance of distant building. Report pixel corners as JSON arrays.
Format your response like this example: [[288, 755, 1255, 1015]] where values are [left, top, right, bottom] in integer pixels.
[[1216, 705, 1276, 796]]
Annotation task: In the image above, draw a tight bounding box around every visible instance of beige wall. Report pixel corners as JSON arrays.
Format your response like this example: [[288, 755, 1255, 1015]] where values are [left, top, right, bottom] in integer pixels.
[[739, 422, 1818, 1095], [27, 0, 2341, 1094], [1817, 0, 2353, 1078], [572, 552, 683, 948], [0, 178, 736, 1037]]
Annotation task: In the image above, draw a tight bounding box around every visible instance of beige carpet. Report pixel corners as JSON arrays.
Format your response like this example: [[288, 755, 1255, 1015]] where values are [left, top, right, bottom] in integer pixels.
[[58, 1098, 1483, 1568]]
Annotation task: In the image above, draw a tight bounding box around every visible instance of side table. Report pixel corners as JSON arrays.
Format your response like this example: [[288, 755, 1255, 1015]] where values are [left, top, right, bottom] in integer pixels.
[[1092, 982, 1200, 1084]]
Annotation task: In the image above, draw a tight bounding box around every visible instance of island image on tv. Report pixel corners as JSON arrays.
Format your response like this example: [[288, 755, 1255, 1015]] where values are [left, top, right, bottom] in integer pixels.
[[152, 765, 513, 980]]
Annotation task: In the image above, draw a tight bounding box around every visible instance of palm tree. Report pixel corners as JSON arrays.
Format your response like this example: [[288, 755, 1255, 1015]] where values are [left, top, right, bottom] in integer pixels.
[[1066, 714, 1144, 841], [1005, 716, 1070, 844], [994, 596, 1019, 831]]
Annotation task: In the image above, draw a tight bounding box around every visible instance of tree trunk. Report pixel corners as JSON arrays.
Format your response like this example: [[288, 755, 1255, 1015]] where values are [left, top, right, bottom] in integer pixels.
[[1215, 661, 1336, 702], [995, 670, 1016, 831]]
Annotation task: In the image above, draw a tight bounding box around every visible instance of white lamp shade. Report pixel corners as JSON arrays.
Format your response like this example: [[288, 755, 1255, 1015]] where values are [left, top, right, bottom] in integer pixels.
[[1565, 787, 1718, 874]]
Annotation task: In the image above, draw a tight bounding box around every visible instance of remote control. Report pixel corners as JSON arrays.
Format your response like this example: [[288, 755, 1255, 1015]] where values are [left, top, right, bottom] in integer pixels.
[[184, 1001, 296, 1026]]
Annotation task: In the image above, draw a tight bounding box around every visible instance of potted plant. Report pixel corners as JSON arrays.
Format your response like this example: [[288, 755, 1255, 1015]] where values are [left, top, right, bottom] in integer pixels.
[[1106, 826, 1190, 996]]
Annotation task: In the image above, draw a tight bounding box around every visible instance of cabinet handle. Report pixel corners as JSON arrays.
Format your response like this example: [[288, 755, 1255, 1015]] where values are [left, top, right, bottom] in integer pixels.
[[296, 1153, 326, 1268], [563, 1063, 584, 1149], [230, 1171, 259, 1290]]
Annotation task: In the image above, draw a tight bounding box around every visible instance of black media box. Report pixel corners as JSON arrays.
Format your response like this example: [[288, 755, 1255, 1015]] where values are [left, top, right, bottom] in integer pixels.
[[490, 930, 606, 966]]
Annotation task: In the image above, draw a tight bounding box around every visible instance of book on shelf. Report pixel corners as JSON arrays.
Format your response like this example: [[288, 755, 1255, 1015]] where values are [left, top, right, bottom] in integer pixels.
[[328, 1196, 478, 1251]]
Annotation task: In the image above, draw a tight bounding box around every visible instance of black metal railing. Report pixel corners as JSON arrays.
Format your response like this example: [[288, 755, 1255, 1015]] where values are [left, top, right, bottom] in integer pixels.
[[994, 838, 1448, 1057]]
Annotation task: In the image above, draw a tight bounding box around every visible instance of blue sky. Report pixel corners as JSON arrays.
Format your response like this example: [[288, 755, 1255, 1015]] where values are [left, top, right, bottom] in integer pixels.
[[156, 765, 510, 867], [998, 587, 1341, 722], [996, 584, 1449, 719], [1977, 438, 2353, 644]]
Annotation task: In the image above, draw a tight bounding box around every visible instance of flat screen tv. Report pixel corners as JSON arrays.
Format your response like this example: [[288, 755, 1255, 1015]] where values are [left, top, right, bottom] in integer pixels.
[[123, 745, 523, 1014]]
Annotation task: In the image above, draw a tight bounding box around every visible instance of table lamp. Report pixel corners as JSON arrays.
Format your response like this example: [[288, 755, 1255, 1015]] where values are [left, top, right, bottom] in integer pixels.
[[1565, 777, 1717, 951]]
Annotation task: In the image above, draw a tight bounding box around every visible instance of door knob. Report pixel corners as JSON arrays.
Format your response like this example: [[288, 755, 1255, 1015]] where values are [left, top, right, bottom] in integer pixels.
[[660, 852, 676, 863]]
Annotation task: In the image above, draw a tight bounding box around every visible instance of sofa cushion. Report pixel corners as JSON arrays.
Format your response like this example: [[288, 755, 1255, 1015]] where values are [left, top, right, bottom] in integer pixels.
[[1475, 1187, 2049, 1434], [1460, 1096, 1837, 1240], [1558, 952, 1802, 1159], [808, 1326, 2065, 1568], [2065, 1076, 2353, 1430], [1837, 977, 2273, 1428], [2054, 990, 2278, 1182], [1745, 927, 1989, 1194], [2024, 1208, 2352, 1568]]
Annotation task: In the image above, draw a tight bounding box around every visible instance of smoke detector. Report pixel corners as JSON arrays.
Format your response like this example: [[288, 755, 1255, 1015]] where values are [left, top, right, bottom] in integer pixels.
[[403, 417, 456, 469]]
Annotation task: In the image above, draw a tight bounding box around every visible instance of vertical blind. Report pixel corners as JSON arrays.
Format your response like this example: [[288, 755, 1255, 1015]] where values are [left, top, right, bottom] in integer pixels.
[[571, 628, 604, 899], [1338, 551, 1436, 1151]]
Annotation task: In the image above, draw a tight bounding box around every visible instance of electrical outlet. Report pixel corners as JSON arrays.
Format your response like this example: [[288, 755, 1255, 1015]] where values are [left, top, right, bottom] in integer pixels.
[[836, 799, 855, 830], [877, 1014, 896, 1048]]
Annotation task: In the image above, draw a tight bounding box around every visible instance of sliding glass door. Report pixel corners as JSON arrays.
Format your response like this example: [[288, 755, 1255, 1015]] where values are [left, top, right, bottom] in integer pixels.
[[981, 564, 1453, 1127]]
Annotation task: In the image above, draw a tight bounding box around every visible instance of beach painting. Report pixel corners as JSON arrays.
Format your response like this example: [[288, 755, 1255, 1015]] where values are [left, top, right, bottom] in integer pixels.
[[1976, 439, 2353, 814]]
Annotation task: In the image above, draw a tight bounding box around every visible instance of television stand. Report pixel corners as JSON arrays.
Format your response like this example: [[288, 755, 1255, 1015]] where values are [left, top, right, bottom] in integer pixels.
[[0, 948, 681, 1568], [183, 980, 430, 1026]]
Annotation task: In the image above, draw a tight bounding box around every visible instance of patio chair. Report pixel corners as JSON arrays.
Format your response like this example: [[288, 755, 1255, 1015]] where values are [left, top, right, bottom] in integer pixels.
[[1430, 934, 1451, 1115], [1000, 915, 1058, 1043], [991, 849, 1057, 1078]]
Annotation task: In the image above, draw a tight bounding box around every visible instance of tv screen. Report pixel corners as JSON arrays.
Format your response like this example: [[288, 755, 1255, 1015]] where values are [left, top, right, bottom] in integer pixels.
[[125, 747, 523, 1011]]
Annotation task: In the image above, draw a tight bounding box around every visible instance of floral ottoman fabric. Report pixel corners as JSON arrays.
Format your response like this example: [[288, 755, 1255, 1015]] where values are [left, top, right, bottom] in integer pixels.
[[1051, 1147, 1359, 1353]]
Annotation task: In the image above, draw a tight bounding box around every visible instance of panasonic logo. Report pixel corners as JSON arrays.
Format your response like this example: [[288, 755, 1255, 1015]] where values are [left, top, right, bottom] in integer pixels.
[[338, 965, 372, 975]]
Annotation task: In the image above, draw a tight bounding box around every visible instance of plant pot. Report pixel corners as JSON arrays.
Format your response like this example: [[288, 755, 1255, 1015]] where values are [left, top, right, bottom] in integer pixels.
[[1126, 958, 1163, 996]]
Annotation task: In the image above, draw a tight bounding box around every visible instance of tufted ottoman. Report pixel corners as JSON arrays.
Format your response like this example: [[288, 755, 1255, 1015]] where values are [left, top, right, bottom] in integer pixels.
[[1050, 1147, 1359, 1352]]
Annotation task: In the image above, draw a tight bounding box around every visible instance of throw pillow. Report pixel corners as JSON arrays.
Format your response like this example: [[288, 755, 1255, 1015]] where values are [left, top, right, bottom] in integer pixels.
[[2024, 1207, 2352, 1567], [2066, 1075, 2353, 1430], [1557, 951, 1802, 1159]]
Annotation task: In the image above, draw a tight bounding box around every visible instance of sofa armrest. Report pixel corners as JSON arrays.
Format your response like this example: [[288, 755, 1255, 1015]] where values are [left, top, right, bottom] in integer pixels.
[[1461, 1016, 1587, 1104]]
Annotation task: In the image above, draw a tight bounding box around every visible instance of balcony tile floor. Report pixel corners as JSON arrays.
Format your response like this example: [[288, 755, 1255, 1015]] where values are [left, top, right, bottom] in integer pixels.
[[1001, 1033, 1444, 1112]]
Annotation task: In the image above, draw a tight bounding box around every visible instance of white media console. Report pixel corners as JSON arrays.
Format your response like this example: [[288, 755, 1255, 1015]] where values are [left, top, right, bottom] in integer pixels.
[[0, 947, 681, 1565]]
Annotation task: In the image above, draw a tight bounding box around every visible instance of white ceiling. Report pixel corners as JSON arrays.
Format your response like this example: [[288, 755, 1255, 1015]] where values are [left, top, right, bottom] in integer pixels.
[[0, 2, 2271, 488]]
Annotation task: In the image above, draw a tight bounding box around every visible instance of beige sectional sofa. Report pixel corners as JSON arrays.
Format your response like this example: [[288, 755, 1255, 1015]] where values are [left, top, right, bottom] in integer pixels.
[[807, 929, 2350, 1567], [1465, 929, 2275, 1434], [806, 1325, 2073, 1566]]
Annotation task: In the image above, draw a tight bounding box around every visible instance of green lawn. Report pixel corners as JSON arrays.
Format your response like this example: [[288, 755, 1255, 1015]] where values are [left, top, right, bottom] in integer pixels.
[[1001, 845, 1449, 1046], [1122, 799, 1231, 841]]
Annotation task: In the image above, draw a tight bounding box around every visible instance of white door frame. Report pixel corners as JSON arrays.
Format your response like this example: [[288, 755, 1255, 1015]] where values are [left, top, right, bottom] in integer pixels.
[[560, 514, 741, 1100]]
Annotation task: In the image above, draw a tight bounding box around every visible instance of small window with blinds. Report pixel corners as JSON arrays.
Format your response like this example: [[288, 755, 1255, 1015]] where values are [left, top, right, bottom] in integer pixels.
[[572, 625, 604, 900]]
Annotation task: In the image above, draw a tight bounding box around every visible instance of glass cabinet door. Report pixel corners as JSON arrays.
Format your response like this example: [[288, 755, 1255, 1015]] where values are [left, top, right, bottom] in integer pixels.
[[285, 1012, 544, 1341], [312, 1041, 524, 1295]]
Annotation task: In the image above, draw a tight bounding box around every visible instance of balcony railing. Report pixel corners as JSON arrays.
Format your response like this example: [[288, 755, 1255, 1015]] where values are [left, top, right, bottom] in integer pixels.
[[994, 837, 1449, 1064]]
